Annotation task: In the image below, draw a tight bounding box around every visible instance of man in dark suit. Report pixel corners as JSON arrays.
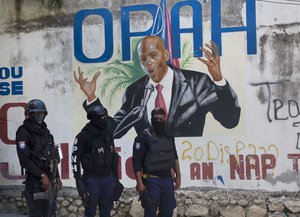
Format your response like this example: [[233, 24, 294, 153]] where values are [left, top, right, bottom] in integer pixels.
[[74, 36, 240, 138]]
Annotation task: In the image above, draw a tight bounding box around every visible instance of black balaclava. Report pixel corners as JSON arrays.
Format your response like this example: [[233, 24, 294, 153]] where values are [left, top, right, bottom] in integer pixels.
[[87, 106, 108, 129], [91, 115, 108, 129], [29, 112, 46, 124], [151, 107, 166, 135]]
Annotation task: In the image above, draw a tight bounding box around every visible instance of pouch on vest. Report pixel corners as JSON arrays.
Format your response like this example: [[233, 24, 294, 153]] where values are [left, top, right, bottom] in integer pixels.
[[81, 154, 93, 170], [91, 137, 113, 167], [104, 148, 113, 166]]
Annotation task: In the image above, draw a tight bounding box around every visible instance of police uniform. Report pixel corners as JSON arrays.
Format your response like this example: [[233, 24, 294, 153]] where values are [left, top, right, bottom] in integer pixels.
[[132, 127, 179, 217], [16, 119, 60, 217], [72, 112, 118, 217]]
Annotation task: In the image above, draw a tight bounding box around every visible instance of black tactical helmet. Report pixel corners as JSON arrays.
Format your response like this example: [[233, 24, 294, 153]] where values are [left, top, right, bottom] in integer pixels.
[[24, 103, 29, 116], [26, 99, 48, 115], [87, 106, 108, 120]]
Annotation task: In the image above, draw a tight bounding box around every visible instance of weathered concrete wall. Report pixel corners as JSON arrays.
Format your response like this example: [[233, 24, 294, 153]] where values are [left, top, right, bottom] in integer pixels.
[[1, 186, 300, 217], [1, 0, 300, 192]]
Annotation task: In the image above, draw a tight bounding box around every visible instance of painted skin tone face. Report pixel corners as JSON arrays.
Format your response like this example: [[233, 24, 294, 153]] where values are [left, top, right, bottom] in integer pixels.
[[138, 36, 170, 83]]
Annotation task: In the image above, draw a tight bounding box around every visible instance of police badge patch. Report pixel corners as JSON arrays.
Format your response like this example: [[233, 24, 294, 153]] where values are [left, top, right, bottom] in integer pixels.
[[18, 141, 26, 149], [135, 142, 141, 150]]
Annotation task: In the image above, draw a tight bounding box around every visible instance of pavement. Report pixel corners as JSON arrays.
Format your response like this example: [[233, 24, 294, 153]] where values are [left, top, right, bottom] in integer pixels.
[[0, 214, 26, 217]]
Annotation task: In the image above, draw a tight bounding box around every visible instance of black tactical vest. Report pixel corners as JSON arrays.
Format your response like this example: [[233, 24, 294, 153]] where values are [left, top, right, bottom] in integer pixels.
[[143, 129, 176, 172], [81, 133, 114, 172], [27, 130, 57, 171]]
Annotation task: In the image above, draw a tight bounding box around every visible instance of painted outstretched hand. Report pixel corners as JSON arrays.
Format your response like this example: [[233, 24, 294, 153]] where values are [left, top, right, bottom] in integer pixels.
[[197, 41, 223, 82], [74, 66, 101, 102]]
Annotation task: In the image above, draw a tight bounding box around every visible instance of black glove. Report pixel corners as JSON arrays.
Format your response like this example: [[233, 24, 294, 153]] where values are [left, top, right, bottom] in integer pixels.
[[113, 180, 124, 201], [139, 189, 153, 209], [76, 179, 86, 197], [112, 153, 120, 178]]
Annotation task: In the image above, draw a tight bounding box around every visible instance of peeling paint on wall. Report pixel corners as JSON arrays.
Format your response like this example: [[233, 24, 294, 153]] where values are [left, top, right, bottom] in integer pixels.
[[1, 0, 300, 191], [266, 170, 300, 187]]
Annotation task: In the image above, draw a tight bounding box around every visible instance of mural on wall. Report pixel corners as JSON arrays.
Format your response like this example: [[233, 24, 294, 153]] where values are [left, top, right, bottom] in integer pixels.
[[0, 0, 300, 190]]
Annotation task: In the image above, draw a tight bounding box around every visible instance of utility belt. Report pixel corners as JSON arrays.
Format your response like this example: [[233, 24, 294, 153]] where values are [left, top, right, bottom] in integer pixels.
[[142, 174, 159, 179], [83, 167, 113, 178], [142, 169, 173, 179]]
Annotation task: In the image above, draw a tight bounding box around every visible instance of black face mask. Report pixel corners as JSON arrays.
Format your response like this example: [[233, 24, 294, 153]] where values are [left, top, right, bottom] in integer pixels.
[[29, 113, 46, 124], [91, 115, 108, 129], [152, 120, 166, 135]]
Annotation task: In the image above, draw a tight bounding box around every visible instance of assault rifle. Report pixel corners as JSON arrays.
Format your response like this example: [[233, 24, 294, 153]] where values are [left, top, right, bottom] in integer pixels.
[[47, 158, 59, 217], [33, 144, 61, 217], [47, 143, 63, 217], [112, 152, 124, 201]]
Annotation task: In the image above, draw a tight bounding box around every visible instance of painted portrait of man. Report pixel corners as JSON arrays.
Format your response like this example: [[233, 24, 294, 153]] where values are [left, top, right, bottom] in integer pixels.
[[74, 36, 240, 138]]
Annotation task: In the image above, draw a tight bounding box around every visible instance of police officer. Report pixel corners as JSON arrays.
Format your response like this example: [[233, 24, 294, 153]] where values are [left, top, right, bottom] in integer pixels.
[[16, 99, 62, 217], [132, 107, 181, 217], [71, 105, 120, 217]]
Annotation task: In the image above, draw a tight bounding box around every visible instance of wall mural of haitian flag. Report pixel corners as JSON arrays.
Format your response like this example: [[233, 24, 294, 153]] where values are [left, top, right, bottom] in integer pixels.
[[0, 0, 300, 190]]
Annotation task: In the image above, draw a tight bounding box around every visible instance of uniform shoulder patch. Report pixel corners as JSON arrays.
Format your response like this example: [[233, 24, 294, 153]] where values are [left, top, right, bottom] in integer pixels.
[[18, 141, 26, 149]]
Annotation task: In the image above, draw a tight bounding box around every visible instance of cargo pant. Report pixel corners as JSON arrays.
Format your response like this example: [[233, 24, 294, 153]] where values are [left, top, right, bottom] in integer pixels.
[[143, 177, 176, 217], [84, 174, 116, 217]]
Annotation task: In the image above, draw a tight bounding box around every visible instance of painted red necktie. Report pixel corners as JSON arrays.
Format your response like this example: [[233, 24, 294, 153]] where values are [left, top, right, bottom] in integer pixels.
[[155, 84, 168, 120]]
